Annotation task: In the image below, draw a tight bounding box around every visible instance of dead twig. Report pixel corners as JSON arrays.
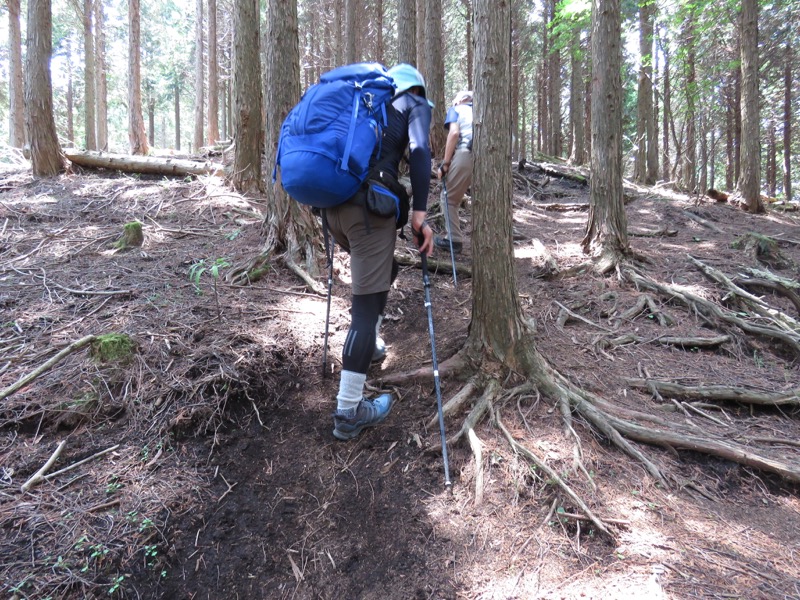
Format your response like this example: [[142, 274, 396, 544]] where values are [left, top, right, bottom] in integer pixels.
[[21, 440, 68, 492], [0, 334, 97, 402]]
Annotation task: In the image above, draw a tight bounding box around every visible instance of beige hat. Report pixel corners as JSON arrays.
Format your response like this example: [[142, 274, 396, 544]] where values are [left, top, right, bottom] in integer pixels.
[[452, 90, 473, 105]]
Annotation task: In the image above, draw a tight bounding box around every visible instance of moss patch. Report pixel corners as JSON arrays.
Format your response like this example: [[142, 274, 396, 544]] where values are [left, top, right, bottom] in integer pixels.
[[114, 221, 144, 250], [90, 333, 136, 364]]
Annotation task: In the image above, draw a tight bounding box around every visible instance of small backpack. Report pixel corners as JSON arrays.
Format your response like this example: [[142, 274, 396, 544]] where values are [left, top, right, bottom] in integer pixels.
[[274, 63, 397, 208]]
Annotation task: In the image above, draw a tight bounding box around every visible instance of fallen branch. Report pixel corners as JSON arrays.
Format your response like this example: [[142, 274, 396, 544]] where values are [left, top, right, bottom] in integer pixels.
[[65, 149, 224, 177], [43, 444, 121, 481], [683, 210, 724, 233], [395, 251, 472, 279], [21, 440, 67, 492], [0, 334, 97, 401]]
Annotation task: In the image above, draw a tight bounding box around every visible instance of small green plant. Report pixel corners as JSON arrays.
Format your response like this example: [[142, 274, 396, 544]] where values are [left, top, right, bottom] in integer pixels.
[[108, 574, 126, 595], [189, 257, 231, 322], [105, 476, 122, 495]]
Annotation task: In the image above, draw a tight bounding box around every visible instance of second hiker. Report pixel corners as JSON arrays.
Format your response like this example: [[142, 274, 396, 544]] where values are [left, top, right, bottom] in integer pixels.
[[435, 90, 474, 254]]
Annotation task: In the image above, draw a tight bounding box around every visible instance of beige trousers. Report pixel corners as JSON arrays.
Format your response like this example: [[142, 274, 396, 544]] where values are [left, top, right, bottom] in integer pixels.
[[442, 149, 473, 243]]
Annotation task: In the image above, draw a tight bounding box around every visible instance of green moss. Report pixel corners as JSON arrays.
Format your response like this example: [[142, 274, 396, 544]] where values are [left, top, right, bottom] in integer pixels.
[[90, 334, 136, 364], [247, 265, 271, 283], [114, 221, 144, 250]]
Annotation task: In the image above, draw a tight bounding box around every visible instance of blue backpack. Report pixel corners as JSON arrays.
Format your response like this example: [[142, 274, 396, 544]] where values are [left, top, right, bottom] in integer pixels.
[[274, 63, 397, 208]]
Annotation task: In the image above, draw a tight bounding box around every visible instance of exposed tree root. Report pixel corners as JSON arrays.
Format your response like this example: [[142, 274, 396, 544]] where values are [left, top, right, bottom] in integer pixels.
[[491, 402, 613, 538], [689, 255, 800, 332], [626, 267, 800, 354], [599, 333, 731, 350], [627, 378, 800, 407]]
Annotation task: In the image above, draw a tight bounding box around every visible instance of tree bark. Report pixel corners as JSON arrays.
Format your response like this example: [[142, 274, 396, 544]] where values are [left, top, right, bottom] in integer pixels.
[[681, 15, 697, 192], [82, 0, 97, 150], [415, 0, 426, 75], [783, 40, 792, 202], [568, 25, 585, 165], [261, 0, 320, 273], [128, 0, 149, 155], [582, 0, 628, 271], [344, 0, 356, 63], [94, 0, 108, 150], [469, 0, 532, 369], [231, 0, 262, 192], [425, 0, 446, 157], [193, 0, 205, 152], [633, 0, 655, 184], [737, 0, 763, 213], [8, 0, 25, 148], [207, 0, 219, 145], [397, 0, 416, 65], [25, 0, 66, 176]]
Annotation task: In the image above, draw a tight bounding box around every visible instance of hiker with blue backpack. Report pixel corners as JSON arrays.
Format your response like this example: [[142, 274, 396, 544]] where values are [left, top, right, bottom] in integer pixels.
[[435, 90, 474, 254], [274, 63, 434, 441]]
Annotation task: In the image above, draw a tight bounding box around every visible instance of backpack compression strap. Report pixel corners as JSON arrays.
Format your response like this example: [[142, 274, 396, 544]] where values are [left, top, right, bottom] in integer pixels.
[[339, 83, 363, 173]]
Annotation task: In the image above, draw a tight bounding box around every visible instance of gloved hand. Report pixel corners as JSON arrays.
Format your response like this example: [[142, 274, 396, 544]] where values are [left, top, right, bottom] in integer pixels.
[[437, 161, 450, 180]]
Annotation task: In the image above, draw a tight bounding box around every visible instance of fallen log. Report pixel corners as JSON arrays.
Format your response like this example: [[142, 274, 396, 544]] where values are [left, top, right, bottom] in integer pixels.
[[64, 149, 224, 178]]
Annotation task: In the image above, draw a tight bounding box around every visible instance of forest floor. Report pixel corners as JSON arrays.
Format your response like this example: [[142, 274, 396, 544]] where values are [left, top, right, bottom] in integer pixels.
[[0, 157, 799, 600]]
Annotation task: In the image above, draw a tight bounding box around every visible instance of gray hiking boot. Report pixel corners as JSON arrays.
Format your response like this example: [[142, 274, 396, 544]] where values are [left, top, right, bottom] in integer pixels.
[[332, 394, 394, 441]]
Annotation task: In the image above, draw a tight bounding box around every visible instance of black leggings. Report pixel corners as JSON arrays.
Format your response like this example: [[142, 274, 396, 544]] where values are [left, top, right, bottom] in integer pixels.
[[342, 290, 389, 374]]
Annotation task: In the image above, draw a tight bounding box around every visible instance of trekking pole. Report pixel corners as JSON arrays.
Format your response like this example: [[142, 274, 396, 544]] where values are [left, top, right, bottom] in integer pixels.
[[440, 176, 458, 287], [321, 212, 334, 377], [416, 230, 452, 490]]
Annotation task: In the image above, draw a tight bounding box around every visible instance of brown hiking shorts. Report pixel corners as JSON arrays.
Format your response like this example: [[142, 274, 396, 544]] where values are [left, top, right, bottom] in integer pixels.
[[325, 200, 397, 296]]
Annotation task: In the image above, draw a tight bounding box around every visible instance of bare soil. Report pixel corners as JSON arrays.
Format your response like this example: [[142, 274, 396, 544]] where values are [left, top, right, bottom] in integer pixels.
[[1, 161, 799, 600]]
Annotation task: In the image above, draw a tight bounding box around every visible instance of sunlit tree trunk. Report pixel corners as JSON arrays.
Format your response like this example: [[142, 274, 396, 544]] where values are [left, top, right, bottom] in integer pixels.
[[207, 0, 219, 145], [415, 0, 426, 74], [783, 40, 792, 202], [681, 16, 697, 192], [766, 120, 776, 198], [94, 0, 108, 150], [344, 0, 356, 63], [82, 0, 96, 150], [582, 0, 628, 271], [468, 0, 533, 368], [66, 39, 75, 144], [231, 0, 262, 192], [461, 0, 473, 89], [174, 79, 181, 150], [128, 0, 149, 154], [633, 0, 655, 184], [397, 0, 416, 64], [147, 83, 155, 145], [425, 0, 445, 156], [25, 0, 66, 176], [737, 0, 763, 213], [8, 0, 25, 148], [262, 0, 319, 273], [374, 0, 383, 63], [661, 37, 670, 183], [193, 0, 204, 152], [568, 25, 585, 165]]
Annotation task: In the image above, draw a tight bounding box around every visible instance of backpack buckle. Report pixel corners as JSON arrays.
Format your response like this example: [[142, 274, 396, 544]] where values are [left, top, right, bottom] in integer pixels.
[[363, 92, 375, 110]]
